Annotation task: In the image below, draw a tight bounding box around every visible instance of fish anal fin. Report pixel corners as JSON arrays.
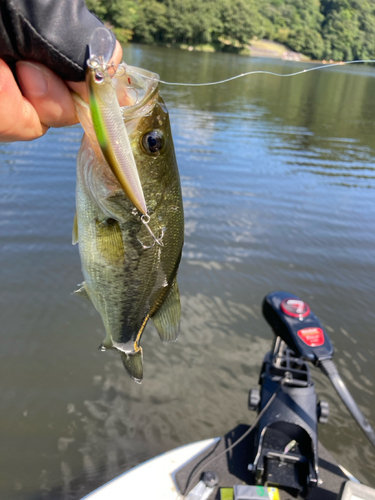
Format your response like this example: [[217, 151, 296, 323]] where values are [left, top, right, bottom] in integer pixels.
[[72, 212, 79, 245], [152, 279, 181, 343], [121, 348, 143, 384], [73, 282, 91, 301]]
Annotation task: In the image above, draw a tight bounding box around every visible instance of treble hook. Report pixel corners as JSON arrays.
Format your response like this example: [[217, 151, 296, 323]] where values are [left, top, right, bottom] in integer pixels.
[[114, 63, 126, 77], [138, 214, 165, 250]]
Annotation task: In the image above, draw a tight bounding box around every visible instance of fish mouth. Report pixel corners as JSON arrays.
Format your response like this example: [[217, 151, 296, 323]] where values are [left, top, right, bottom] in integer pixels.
[[113, 65, 160, 118]]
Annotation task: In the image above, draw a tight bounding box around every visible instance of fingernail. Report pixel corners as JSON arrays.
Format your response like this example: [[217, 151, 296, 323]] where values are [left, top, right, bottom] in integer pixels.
[[16, 61, 48, 97]]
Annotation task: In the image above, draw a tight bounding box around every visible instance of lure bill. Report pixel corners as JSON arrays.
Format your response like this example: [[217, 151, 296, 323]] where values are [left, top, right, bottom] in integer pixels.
[[86, 28, 147, 215]]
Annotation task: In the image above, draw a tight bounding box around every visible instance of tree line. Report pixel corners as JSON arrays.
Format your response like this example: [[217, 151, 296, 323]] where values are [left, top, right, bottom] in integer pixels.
[[86, 0, 375, 61]]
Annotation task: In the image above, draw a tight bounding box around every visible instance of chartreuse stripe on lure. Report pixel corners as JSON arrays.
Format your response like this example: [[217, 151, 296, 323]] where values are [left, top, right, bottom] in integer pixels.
[[88, 96, 107, 147], [87, 60, 148, 216]]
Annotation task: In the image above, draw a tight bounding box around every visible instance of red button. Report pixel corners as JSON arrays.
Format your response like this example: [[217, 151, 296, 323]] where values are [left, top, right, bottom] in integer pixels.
[[297, 327, 325, 347], [281, 298, 310, 318]]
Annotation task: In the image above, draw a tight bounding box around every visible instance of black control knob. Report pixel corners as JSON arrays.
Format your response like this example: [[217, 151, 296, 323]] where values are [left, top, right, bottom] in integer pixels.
[[203, 471, 219, 487], [249, 388, 261, 411], [318, 400, 329, 424]]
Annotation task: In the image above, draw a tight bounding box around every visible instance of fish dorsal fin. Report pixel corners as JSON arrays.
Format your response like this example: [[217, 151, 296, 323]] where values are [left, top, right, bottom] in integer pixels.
[[72, 212, 79, 245], [121, 349, 143, 384], [152, 279, 181, 343], [73, 282, 91, 301], [96, 218, 124, 265]]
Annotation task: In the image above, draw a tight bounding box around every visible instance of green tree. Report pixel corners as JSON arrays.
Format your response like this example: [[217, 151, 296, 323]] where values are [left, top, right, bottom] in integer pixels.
[[133, 0, 169, 44], [321, 0, 375, 60], [218, 0, 266, 47], [260, 0, 325, 59], [86, 0, 138, 42], [85, 0, 375, 61]]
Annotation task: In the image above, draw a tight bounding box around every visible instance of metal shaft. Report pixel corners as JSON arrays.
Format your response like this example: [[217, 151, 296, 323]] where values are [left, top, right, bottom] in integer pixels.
[[320, 358, 375, 449]]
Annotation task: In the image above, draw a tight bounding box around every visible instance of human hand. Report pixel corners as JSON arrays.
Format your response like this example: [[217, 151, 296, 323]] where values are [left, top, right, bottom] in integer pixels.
[[0, 41, 122, 142], [0, 0, 123, 142]]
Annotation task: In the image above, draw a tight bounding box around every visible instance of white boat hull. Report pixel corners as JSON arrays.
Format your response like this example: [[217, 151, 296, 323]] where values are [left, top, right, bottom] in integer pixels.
[[82, 438, 220, 500]]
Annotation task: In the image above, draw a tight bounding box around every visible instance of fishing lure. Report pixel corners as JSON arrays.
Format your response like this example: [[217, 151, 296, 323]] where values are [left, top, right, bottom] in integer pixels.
[[86, 27, 147, 216]]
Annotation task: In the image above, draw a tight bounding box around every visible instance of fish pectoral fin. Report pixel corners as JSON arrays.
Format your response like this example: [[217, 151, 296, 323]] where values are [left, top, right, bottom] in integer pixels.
[[96, 218, 125, 265], [72, 212, 79, 245], [121, 348, 143, 384], [73, 282, 91, 301], [151, 279, 181, 343]]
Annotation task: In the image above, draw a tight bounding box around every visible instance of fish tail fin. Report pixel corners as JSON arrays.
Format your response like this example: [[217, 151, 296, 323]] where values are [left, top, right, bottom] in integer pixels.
[[120, 349, 143, 384], [152, 279, 181, 343]]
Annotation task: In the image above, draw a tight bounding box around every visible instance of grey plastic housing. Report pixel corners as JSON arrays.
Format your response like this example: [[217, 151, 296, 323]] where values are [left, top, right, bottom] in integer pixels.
[[339, 481, 375, 500]]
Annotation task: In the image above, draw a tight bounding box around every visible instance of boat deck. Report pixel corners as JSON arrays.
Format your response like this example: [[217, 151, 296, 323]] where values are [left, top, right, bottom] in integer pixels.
[[175, 424, 349, 499]]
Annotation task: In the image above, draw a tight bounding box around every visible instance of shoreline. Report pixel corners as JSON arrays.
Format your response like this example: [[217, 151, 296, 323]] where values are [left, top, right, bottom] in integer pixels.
[[134, 38, 311, 62], [126, 39, 352, 66]]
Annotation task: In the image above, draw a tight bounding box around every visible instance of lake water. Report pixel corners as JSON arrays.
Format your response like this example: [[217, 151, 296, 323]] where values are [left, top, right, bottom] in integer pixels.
[[1, 45, 375, 498]]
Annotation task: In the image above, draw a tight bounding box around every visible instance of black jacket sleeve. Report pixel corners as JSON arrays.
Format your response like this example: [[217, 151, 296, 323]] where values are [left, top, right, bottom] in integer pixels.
[[0, 0, 116, 81]]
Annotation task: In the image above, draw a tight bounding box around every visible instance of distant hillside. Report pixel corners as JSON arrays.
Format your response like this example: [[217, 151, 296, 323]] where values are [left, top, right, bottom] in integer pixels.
[[86, 0, 375, 61]]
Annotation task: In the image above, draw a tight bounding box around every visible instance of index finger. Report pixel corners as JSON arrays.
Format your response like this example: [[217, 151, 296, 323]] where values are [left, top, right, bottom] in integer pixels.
[[0, 59, 47, 142]]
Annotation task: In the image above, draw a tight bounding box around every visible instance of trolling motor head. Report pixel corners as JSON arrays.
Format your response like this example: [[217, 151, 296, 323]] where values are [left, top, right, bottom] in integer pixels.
[[249, 291, 375, 494], [263, 291, 375, 449], [262, 291, 334, 364]]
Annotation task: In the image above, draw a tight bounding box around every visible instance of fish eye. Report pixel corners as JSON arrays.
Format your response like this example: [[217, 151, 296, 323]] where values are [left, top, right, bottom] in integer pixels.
[[141, 130, 164, 154]]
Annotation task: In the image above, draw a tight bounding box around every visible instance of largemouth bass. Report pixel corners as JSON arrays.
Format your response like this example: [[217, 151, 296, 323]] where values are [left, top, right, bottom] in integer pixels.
[[73, 65, 184, 383]]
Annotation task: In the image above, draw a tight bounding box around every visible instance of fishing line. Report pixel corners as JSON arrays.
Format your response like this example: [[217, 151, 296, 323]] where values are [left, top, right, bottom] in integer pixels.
[[183, 375, 288, 495], [133, 59, 375, 87]]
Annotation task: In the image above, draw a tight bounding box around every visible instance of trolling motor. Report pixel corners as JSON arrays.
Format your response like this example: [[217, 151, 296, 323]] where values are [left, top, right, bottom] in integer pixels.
[[178, 290, 375, 500], [248, 291, 375, 496]]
